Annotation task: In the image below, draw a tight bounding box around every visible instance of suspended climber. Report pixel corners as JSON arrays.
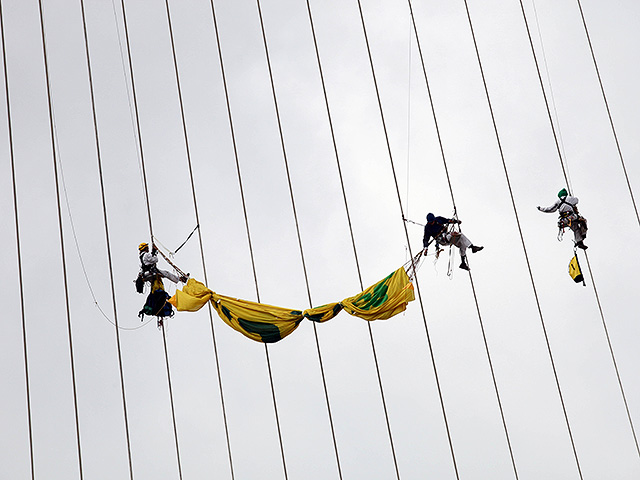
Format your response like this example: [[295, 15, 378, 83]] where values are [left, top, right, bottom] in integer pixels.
[[138, 242, 188, 285], [136, 242, 188, 324], [537, 188, 588, 249], [422, 213, 483, 271]]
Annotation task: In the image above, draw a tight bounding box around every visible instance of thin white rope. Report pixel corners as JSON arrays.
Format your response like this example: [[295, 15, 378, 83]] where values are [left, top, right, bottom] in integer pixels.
[[50, 93, 153, 331], [530, 0, 574, 193], [109, 0, 147, 206]]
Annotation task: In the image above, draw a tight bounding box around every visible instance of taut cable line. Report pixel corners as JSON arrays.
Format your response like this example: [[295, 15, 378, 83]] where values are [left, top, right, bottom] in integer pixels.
[[0, 1, 34, 477], [205, 2, 249, 477], [78, 0, 134, 475], [584, 251, 640, 457], [461, 0, 583, 477], [355, 1, 460, 477], [305, 0, 402, 476], [119, 1, 183, 477], [574, 0, 639, 227], [255, 0, 342, 477], [37, 0, 84, 477], [406, 0, 519, 476], [522, 0, 640, 462], [162, 1, 235, 476], [118, 0, 153, 240]]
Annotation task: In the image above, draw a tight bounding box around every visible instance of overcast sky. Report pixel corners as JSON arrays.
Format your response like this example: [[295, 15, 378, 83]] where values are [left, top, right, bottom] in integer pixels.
[[1, 0, 639, 478]]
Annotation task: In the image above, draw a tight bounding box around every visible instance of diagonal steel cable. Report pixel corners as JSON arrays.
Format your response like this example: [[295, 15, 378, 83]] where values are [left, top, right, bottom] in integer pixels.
[[78, 0, 134, 475], [0, 1, 35, 477], [37, 0, 84, 477], [574, 0, 639, 227], [524, 0, 639, 462], [406, 0, 519, 476], [162, 1, 235, 476], [118, 1, 183, 476], [354, 0, 461, 477], [462, 0, 583, 476]]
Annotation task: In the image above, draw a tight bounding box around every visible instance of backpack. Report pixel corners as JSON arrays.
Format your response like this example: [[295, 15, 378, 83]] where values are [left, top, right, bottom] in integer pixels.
[[135, 274, 145, 294], [138, 289, 174, 320]]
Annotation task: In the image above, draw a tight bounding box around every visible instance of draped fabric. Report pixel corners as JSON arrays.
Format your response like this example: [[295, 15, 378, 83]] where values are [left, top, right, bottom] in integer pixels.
[[168, 266, 415, 343]]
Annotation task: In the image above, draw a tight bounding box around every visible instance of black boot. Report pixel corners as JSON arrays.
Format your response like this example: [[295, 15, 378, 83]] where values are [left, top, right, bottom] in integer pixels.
[[471, 245, 484, 253], [459, 257, 470, 271]]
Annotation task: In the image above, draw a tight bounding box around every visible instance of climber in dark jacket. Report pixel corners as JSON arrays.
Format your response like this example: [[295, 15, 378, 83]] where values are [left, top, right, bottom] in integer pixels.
[[423, 213, 483, 271]]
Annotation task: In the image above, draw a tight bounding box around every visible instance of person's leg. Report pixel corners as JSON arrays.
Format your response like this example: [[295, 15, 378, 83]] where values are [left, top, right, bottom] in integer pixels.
[[158, 268, 181, 283], [450, 232, 472, 257]]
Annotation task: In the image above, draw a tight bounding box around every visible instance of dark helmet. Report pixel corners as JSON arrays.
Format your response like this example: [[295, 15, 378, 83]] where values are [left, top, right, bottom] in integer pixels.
[[426, 213, 435, 222], [557, 188, 568, 198]]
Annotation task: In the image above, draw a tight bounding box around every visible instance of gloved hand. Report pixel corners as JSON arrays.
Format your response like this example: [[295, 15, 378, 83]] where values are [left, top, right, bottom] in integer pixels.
[[152, 245, 158, 254], [456, 219, 462, 224]]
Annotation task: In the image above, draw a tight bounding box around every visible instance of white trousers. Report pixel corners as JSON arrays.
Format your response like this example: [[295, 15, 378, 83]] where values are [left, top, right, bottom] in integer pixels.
[[439, 232, 472, 257]]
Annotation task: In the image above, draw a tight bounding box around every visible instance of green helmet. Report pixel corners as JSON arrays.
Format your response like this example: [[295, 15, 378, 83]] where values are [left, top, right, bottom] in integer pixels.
[[557, 188, 568, 198]]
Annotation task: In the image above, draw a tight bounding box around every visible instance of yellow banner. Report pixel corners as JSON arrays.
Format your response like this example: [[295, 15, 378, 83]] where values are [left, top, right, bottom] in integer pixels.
[[168, 266, 414, 343]]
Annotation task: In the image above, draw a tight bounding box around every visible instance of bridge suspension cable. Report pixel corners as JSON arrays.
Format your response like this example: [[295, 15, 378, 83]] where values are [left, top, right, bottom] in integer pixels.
[[255, 0, 346, 476], [0, 1, 35, 477], [524, 0, 640, 459], [462, 0, 584, 477], [118, 0, 183, 476], [574, 0, 640, 227], [38, 1, 85, 478], [406, 0, 520, 476], [355, 0, 461, 477], [78, 0, 135, 475], [163, 0, 237, 476]]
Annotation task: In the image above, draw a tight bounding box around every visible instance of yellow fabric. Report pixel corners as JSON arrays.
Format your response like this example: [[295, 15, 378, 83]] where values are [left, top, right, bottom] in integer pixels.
[[168, 266, 414, 343], [341, 268, 415, 321], [151, 276, 165, 293]]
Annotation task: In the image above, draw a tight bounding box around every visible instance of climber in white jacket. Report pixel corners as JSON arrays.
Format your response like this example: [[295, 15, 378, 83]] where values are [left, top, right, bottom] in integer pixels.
[[538, 188, 588, 249]]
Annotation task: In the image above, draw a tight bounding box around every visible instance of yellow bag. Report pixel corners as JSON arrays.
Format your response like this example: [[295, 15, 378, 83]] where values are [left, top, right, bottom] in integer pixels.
[[568, 255, 584, 285]]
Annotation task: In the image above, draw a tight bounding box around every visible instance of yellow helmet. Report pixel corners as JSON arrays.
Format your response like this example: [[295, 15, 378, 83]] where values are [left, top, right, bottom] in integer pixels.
[[138, 242, 149, 252]]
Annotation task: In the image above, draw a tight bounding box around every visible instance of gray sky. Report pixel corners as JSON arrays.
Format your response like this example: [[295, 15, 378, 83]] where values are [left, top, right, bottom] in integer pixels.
[[1, 0, 639, 478]]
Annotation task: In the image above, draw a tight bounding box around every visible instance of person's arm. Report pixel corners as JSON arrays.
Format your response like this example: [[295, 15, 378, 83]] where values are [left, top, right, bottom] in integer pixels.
[[142, 252, 158, 266], [423, 228, 431, 250], [537, 200, 560, 213]]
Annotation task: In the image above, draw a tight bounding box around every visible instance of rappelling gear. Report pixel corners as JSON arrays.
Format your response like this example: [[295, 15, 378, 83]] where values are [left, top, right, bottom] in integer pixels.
[[135, 243, 189, 300], [423, 213, 482, 271], [538, 191, 588, 248]]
